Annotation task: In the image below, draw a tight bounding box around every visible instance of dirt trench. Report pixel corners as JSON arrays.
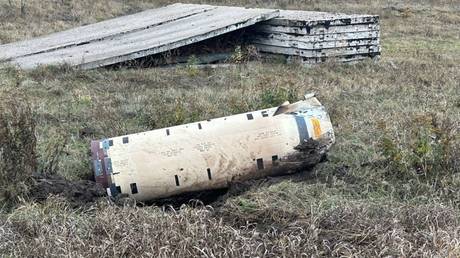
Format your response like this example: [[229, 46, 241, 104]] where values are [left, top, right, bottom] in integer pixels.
[[29, 173, 106, 207]]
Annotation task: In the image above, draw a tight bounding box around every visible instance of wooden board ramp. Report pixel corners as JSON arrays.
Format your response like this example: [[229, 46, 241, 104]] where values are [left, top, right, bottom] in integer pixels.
[[249, 10, 381, 65], [0, 4, 279, 69]]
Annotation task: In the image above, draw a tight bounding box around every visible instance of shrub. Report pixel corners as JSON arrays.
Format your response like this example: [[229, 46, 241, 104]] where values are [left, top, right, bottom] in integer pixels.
[[186, 55, 199, 77], [378, 113, 459, 183], [259, 86, 298, 108]]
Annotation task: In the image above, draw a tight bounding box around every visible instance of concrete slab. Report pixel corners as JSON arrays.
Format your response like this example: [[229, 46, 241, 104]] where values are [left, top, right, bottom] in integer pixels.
[[0, 4, 216, 61], [2, 4, 279, 69], [263, 10, 378, 27]]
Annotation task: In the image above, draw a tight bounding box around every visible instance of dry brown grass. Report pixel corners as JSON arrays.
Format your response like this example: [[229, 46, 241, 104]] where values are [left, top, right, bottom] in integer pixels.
[[0, 91, 36, 208], [0, 0, 459, 256], [1, 197, 459, 257]]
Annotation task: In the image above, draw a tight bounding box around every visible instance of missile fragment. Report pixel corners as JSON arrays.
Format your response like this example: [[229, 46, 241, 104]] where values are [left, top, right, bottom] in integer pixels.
[[91, 93, 335, 201]]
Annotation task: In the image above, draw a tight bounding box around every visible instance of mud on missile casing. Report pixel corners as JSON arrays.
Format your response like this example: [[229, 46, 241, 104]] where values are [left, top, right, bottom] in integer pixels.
[[91, 93, 335, 202]]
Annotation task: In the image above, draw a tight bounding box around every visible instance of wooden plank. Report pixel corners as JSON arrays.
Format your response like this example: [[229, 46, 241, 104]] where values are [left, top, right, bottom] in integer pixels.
[[255, 23, 379, 35], [263, 10, 379, 27], [253, 30, 380, 43], [254, 43, 381, 58], [0, 3, 216, 61], [250, 37, 380, 50], [11, 7, 279, 69]]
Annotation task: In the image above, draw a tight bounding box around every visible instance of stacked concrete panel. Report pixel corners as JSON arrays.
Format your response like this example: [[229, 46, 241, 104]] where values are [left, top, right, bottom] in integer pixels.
[[250, 10, 381, 65], [0, 4, 382, 70]]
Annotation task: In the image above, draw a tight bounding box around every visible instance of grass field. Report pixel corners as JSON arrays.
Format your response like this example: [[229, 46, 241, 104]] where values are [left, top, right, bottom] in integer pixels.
[[0, 0, 459, 256]]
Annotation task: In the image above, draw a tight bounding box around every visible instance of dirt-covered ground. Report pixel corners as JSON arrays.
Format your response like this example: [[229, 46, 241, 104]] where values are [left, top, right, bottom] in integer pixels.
[[0, 0, 459, 257]]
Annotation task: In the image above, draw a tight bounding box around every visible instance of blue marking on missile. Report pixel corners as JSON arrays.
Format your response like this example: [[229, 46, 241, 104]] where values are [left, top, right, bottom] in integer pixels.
[[295, 115, 309, 143], [109, 184, 120, 197], [102, 139, 110, 150], [104, 158, 113, 175], [93, 160, 102, 176]]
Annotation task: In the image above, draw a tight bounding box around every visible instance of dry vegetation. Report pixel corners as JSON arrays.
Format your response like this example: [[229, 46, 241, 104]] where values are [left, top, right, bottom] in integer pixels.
[[0, 0, 459, 257]]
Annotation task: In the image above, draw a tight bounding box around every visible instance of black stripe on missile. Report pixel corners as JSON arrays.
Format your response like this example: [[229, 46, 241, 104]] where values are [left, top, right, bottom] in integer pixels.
[[166, 129, 170, 136], [295, 116, 309, 143], [109, 183, 121, 197], [122, 137, 129, 144], [174, 175, 180, 186], [256, 158, 264, 170], [130, 183, 138, 194], [198, 123, 202, 130], [247, 113, 254, 120], [272, 155, 279, 166], [207, 168, 212, 180]]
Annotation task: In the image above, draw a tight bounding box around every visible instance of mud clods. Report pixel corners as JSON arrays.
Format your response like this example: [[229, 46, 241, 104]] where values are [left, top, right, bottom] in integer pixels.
[[29, 173, 106, 207], [291, 138, 330, 167]]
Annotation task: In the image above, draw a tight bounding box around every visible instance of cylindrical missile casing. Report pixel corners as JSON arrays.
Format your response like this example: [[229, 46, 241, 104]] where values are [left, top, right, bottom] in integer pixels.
[[91, 94, 335, 201]]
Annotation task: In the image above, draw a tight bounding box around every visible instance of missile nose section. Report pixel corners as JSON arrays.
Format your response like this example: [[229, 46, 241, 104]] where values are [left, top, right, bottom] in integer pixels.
[[274, 93, 335, 149], [90, 93, 335, 201], [299, 93, 335, 145]]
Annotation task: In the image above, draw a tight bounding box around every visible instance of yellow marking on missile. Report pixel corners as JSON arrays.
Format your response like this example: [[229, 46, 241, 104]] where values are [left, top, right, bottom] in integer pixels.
[[311, 118, 322, 139]]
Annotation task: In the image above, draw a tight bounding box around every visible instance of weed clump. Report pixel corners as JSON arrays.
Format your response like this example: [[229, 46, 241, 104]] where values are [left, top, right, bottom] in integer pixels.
[[378, 113, 460, 193], [0, 94, 37, 207], [37, 129, 67, 176], [230, 45, 261, 64], [185, 55, 200, 77], [259, 86, 298, 108]]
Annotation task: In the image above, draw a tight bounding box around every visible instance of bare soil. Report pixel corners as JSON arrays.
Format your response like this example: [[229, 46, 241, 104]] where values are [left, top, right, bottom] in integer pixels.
[[30, 173, 106, 207]]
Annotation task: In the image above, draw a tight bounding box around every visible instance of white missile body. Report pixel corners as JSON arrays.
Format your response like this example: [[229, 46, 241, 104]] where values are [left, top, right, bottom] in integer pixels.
[[91, 94, 335, 201]]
